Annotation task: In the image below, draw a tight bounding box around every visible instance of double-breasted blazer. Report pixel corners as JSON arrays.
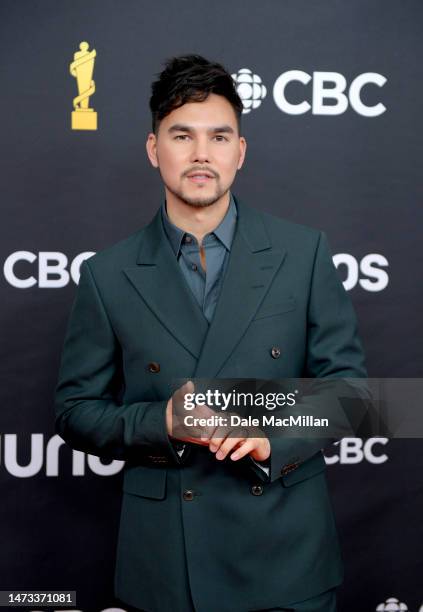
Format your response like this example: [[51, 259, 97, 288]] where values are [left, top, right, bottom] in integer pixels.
[[55, 195, 368, 612]]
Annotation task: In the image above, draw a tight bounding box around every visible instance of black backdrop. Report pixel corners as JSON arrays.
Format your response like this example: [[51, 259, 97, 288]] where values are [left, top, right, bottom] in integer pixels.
[[1, 1, 422, 611]]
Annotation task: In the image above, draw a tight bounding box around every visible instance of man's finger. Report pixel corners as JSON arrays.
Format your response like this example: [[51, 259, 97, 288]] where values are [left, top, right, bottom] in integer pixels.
[[210, 425, 250, 452], [208, 425, 232, 451], [214, 434, 250, 460], [229, 439, 256, 461]]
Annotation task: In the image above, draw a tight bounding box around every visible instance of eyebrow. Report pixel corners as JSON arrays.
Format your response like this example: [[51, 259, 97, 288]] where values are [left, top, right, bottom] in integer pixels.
[[167, 124, 235, 135]]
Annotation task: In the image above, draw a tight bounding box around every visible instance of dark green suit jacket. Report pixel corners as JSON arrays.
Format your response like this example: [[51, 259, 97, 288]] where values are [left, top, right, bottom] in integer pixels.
[[55, 196, 368, 612]]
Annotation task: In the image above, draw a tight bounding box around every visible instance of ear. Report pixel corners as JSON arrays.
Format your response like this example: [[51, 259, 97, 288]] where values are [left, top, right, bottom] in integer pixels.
[[237, 136, 247, 170], [146, 133, 159, 168]]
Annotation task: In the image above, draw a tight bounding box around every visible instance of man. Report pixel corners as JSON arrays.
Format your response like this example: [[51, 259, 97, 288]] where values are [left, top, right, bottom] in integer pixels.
[[55, 55, 368, 612]]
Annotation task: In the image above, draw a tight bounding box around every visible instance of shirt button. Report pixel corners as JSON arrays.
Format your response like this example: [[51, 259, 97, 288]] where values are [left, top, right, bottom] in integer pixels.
[[271, 346, 281, 359], [250, 484, 264, 496], [191, 263, 198, 271], [183, 489, 195, 501], [148, 361, 160, 373], [185, 235, 193, 243]]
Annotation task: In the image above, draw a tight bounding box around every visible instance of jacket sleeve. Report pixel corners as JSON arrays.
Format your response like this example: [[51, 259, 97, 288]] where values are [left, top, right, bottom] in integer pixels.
[[248, 230, 370, 484], [54, 259, 181, 463]]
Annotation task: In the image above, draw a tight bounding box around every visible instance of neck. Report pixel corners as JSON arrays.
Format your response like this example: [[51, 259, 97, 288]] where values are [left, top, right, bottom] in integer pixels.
[[164, 189, 231, 244]]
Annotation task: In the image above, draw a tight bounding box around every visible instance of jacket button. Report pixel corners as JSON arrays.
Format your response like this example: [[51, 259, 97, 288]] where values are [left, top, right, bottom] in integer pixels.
[[183, 489, 195, 501], [250, 484, 263, 496], [270, 346, 281, 359], [148, 361, 160, 373]]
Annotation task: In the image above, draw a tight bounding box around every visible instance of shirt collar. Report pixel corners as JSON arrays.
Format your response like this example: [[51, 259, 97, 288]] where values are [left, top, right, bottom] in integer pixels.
[[161, 192, 238, 256]]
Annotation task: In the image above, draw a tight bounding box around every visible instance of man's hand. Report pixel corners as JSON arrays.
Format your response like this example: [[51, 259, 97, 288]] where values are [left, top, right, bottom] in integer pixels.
[[195, 404, 271, 463], [207, 422, 271, 463], [166, 381, 271, 462], [166, 380, 215, 447]]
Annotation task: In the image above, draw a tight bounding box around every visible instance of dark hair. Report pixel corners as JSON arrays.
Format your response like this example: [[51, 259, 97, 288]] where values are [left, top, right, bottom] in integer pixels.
[[149, 54, 243, 135]]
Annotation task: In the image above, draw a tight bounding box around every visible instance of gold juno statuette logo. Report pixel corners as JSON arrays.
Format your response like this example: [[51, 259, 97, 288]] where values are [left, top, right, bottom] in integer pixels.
[[70, 41, 97, 130]]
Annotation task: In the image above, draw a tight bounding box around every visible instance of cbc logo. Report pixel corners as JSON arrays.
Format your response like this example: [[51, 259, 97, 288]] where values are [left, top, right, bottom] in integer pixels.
[[233, 68, 386, 117], [376, 598, 408, 611], [3, 251, 389, 291], [324, 438, 389, 465], [3, 251, 94, 288], [273, 70, 386, 116], [231, 68, 267, 113]]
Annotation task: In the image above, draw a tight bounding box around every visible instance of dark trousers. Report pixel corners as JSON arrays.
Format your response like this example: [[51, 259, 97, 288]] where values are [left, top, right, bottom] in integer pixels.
[[121, 586, 337, 612]]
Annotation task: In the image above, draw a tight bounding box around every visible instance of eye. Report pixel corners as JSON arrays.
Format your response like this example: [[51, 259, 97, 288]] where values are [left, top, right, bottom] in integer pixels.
[[214, 135, 228, 142], [174, 134, 190, 141]]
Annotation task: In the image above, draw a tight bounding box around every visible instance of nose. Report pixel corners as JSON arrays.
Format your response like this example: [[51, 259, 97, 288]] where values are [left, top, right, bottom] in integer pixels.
[[190, 136, 211, 164]]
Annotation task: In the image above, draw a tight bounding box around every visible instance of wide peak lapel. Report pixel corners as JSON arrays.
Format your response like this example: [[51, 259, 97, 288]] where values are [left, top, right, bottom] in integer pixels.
[[123, 208, 209, 359], [194, 199, 286, 378]]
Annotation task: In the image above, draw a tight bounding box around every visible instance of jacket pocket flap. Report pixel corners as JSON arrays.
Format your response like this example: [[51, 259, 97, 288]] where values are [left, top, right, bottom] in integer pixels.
[[281, 452, 326, 487], [123, 464, 167, 499], [253, 297, 297, 321]]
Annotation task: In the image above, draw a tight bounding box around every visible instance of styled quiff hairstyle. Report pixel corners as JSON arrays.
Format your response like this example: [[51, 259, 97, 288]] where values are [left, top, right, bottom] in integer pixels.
[[149, 54, 243, 135]]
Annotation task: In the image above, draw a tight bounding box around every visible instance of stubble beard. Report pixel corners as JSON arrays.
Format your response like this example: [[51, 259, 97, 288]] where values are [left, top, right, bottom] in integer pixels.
[[164, 178, 228, 208]]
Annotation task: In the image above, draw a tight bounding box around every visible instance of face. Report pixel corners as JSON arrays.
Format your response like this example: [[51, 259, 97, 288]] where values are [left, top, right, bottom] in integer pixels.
[[146, 93, 246, 208]]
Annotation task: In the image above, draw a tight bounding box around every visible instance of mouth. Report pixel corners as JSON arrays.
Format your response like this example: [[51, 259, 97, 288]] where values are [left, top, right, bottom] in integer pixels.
[[186, 172, 215, 184]]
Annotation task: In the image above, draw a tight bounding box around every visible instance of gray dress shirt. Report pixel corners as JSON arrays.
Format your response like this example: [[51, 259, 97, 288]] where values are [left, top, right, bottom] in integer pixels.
[[161, 191, 237, 323]]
